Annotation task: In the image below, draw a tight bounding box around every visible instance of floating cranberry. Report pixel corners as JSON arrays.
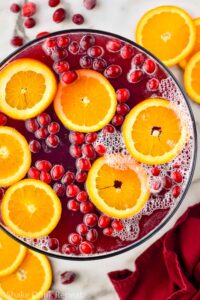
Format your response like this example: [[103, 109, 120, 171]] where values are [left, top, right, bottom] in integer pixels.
[[88, 46, 104, 58], [29, 140, 41, 153], [172, 185, 181, 198], [67, 199, 80, 211], [104, 65, 122, 79], [128, 69, 143, 83], [69, 132, 85, 144], [75, 171, 87, 183], [80, 56, 92, 69], [86, 228, 98, 242], [52, 48, 67, 60], [48, 0, 60, 7], [10, 3, 21, 13], [112, 114, 124, 126], [11, 36, 23, 47], [57, 35, 70, 48], [54, 61, 70, 74], [120, 44, 134, 59], [103, 227, 113, 236], [85, 132, 97, 143], [83, 0, 96, 10], [116, 88, 130, 103], [61, 71, 77, 84], [132, 53, 145, 66], [24, 17, 36, 29], [151, 180, 163, 194], [106, 39, 122, 52], [45, 38, 57, 49], [44, 291, 58, 300], [35, 160, 52, 172], [80, 201, 94, 214], [62, 171, 75, 185], [60, 271, 76, 284], [22, 2, 36, 17], [36, 32, 49, 38], [111, 220, 124, 231], [68, 233, 82, 245], [53, 183, 65, 197], [76, 223, 88, 235], [171, 171, 183, 183], [66, 184, 80, 198], [82, 144, 95, 158], [76, 158, 91, 171], [69, 145, 82, 158], [25, 119, 39, 133], [76, 191, 88, 202], [80, 34, 95, 50], [95, 144, 106, 155], [51, 165, 65, 180], [151, 167, 160, 176], [72, 14, 84, 25], [62, 244, 77, 255], [84, 213, 98, 227], [98, 215, 111, 228], [68, 41, 80, 55], [40, 171, 52, 184], [53, 8, 66, 23], [163, 176, 173, 190], [79, 241, 94, 254], [35, 128, 48, 139], [117, 103, 130, 115], [28, 167, 40, 179], [48, 238, 59, 250], [37, 113, 51, 127], [103, 124, 115, 134], [173, 163, 181, 169], [48, 122, 60, 134], [0, 113, 7, 126], [143, 58, 156, 74], [147, 78, 159, 91], [93, 58, 107, 71], [46, 135, 60, 148]]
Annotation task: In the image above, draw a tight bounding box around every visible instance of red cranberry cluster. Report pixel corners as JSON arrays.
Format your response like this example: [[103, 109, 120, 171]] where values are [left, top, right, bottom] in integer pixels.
[[111, 88, 130, 127]]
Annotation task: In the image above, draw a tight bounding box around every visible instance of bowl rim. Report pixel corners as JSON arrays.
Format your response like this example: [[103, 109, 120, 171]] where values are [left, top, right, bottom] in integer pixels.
[[0, 28, 197, 261]]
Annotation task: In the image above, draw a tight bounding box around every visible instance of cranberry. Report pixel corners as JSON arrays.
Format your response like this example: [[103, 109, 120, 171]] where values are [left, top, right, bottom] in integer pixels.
[[111, 220, 124, 231], [95, 144, 106, 155], [10, 3, 21, 13], [36, 32, 49, 38], [29, 140, 41, 153], [69, 145, 82, 158], [11, 36, 23, 47], [48, 122, 60, 134], [76, 223, 88, 235], [35, 160, 52, 172], [151, 180, 163, 194], [61, 71, 77, 84], [82, 144, 95, 158], [103, 227, 113, 236], [85, 132, 97, 143], [48, 0, 60, 7], [172, 185, 181, 198], [76, 191, 88, 202], [66, 184, 80, 198], [116, 88, 130, 103], [84, 213, 98, 227], [75, 171, 87, 183], [106, 39, 122, 52], [132, 53, 145, 66], [45, 38, 57, 49], [117, 103, 130, 115], [151, 167, 160, 176], [68, 233, 82, 245], [143, 59, 156, 74], [98, 215, 111, 228], [83, 0, 96, 10], [86, 228, 98, 242], [25, 119, 39, 133], [72, 14, 84, 25], [48, 238, 59, 250], [79, 241, 94, 254], [80, 34, 95, 50], [128, 69, 143, 83], [76, 158, 91, 171], [57, 35, 70, 48], [103, 124, 115, 134], [93, 58, 107, 71], [46, 135, 60, 148], [67, 199, 80, 211], [51, 165, 65, 180], [28, 167, 40, 179], [61, 171, 75, 185], [0, 113, 7, 126], [0, 188, 4, 201], [35, 128, 48, 139], [37, 113, 51, 127], [163, 176, 173, 190], [147, 78, 159, 91], [60, 271, 76, 284], [44, 291, 58, 300], [112, 114, 124, 126], [62, 244, 77, 254], [22, 2, 36, 17], [88, 46, 104, 58], [104, 65, 122, 78], [120, 44, 134, 59], [54, 61, 70, 74], [80, 201, 94, 214], [53, 183, 65, 197], [69, 132, 85, 144], [24, 17, 36, 29], [174, 163, 181, 169], [80, 56, 92, 69], [51, 48, 67, 60], [53, 8, 66, 23], [171, 171, 183, 183], [40, 171, 52, 184], [68, 41, 80, 55]]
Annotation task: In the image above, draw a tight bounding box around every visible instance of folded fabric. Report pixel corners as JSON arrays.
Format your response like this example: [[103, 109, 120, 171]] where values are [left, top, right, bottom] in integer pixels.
[[108, 203, 200, 300]]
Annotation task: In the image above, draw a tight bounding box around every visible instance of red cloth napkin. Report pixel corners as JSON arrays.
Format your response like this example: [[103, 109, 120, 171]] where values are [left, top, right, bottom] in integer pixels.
[[108, 203, 200, 300]]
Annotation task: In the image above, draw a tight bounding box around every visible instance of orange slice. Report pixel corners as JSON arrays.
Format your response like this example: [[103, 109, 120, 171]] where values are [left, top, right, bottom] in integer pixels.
[[179, 18, 200, 69], [184, 51, 200, 104], [1, 179, 62, 238], [0, 250, 52, 300], [0, 229, 27, 277], [54, 69, 117, 132], [123, 99, 188, 165], [86, 156, 150, 218], [0, 58, 57, 120], [0, 126, 31, 187], [136, 6, 196, 66]]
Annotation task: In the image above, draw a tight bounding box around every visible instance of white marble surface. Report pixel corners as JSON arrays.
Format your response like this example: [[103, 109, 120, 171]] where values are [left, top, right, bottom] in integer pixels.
[[0, 0, 199, 299]]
